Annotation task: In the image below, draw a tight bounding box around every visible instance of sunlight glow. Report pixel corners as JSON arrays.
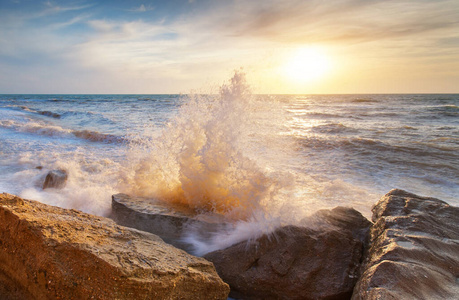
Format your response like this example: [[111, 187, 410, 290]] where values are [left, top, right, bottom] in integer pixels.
[[282, 47, 331, 83]]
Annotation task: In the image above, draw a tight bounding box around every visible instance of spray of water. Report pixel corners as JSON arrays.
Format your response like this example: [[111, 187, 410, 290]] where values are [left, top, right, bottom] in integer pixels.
[[120, 71, 293, 223], [12, 150, 118, 216]]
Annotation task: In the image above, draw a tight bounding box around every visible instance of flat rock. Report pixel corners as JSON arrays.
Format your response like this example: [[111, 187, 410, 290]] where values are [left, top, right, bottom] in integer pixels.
[[43, 169, 68, 189], [0, 193, 229, 300], [352, 189, 459, 299], [111, 193, 228, 252], [204, 206, 371, 300]]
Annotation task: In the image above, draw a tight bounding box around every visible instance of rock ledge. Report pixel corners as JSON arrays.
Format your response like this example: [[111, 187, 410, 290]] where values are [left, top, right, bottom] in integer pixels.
[[352, 189, 459, 299], [111, 193, 227, 252], [0, 193, 229, 300]]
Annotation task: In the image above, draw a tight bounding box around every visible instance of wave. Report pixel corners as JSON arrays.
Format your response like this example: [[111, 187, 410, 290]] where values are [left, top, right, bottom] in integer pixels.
[[297, 135, 459, 182], [351, 98, 379, 103], [61, 110, 96, 117], [402, 125, 417, 130], [12, 105, 119, 127], [310, 123, 356, 134], [0, 119, 126, 144], [0, 119, 69, 137], [359, 112, 400, 118], [291, 112, 342, 118], [422, 104, 459, 117], [299, 135, 457, 158], [38, 110, 61, 118], [119, 71, 292, 220], [15, 105, 62, 118], [72, 130, 126, 143]]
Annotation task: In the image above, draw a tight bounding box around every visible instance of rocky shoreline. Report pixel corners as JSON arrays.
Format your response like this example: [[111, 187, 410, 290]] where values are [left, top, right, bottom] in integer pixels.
[[1, 189, 458, 299], [0, 193, 229, 299]]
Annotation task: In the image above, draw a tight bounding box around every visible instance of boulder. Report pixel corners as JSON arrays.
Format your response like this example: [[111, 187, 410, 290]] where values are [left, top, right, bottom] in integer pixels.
[[352, 189, 459, 299], [204, 206, 371, 300], [111, 193, 228, 252], [43, 169, 68, 189], [0, 193, 230, 300]]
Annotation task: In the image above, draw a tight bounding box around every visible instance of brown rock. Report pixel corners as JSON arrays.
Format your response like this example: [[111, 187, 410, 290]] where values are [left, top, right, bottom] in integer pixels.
[[352, 189, 459, 299], [43, 169, 68, 189], [204, 207, 371, 300], [111, 193, 228, 252], [0, 193, 229, 300]]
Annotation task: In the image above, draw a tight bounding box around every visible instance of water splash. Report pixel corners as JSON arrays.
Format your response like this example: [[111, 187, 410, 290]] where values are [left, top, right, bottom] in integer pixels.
[[120, 71, 291, 220]]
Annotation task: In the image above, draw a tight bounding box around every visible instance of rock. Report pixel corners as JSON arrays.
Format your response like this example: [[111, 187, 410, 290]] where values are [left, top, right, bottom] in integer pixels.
[[352, 189, 459, 299], [42, 169, 68, 189], [0, 193, 230, 300], [204, 207, 371, 300], [312, 206, 372, 243], [111, 193, 228, 252]]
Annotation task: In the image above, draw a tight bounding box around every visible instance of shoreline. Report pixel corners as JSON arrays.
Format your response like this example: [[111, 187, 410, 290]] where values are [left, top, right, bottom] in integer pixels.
[[1, 189, 458, 299]]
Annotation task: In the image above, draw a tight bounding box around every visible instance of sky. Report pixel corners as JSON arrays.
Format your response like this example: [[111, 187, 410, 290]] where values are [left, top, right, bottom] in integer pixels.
[[1, 0, 458, 94]]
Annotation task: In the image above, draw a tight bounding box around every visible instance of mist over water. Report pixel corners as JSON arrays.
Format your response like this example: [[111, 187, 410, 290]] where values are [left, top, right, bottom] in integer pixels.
[[0, 73, 458, 254]]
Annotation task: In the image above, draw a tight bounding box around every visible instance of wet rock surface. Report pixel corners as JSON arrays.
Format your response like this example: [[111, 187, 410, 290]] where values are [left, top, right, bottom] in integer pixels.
[[204, 207, 371, 300], [0, 193, 229, 300], [42, 169, 68, 189], [352, 189, 459, 299], [111, 193, 228, 252]]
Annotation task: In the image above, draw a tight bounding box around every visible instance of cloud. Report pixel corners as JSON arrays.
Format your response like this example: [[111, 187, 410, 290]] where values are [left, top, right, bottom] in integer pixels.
[[88, 19, 116, 32], [221, 0, 458, 43], [0, 0, 458, 93], [128, 4, 154, 12], [49, 14, 91, 29], [43, 1, 94, 14]]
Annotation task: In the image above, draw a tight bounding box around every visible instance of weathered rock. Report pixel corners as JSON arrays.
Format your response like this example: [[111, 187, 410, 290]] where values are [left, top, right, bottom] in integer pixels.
[[43, 169, 68, 189], [311, 206, 372, 243], [0, 193, 230, 300], [204, 206, 371, 300], [352, 189, 459, 299], [111, 193, 228, 252]]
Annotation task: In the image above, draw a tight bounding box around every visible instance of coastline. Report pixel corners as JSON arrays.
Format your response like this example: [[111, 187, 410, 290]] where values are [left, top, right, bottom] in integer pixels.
[[1, 189, 458, 299]]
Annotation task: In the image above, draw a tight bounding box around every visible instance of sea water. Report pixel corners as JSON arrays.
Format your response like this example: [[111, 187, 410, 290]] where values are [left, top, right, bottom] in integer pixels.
[[1, 72, 458, 253]]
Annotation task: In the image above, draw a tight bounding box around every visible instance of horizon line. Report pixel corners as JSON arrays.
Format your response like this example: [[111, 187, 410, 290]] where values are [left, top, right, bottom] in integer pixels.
[[1, 92, 459, 96]]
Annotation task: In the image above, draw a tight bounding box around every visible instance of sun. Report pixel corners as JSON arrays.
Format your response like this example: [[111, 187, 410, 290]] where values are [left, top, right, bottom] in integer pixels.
[[282, 47, 331, 83]]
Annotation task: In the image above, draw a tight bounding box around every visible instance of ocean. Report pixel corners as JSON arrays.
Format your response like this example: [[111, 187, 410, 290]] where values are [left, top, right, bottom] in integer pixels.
[[1, 73, 458, 251]]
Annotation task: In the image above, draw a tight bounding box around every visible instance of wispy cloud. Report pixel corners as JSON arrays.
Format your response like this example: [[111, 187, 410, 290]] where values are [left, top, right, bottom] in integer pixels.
[[206, 0, 459, 45], [128, 4, 154, 13], [43, 1, 94, 14]]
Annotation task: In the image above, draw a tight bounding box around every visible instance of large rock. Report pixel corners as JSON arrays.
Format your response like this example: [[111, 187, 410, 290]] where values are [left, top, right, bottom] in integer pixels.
[[0, 193, 229, 300], [352, 189, 459, 299], [111, 193, 228, 252], [43, 169, 68, 189], [204, 206, 371, 300]]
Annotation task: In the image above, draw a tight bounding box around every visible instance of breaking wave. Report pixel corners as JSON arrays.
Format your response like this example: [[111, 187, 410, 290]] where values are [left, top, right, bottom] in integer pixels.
[[120, 71, 294, 221], [16, 105, 62, 118], [0, 119, 126, 144]]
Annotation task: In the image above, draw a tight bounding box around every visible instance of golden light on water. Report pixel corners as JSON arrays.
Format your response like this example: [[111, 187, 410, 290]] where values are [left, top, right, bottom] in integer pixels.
[[281, 47, 331, 83]]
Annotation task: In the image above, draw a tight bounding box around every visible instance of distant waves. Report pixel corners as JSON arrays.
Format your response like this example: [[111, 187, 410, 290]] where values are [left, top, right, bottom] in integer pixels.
[[0, 116, 127, 144]]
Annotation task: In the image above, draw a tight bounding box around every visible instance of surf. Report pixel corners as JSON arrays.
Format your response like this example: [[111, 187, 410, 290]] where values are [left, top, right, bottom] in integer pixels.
[[120, 71, 295, 222]]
